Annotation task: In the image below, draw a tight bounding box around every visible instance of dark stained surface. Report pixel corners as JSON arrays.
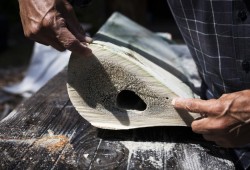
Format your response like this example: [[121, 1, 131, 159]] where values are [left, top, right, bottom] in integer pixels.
[[0, 70, 240, 169]]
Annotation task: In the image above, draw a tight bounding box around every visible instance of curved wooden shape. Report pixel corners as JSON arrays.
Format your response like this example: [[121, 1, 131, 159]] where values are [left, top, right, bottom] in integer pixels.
[[67, 42, 198, 129]]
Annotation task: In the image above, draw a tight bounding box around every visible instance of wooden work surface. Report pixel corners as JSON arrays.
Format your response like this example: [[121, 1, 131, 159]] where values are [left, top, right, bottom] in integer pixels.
[[0, 70, 240, 169]]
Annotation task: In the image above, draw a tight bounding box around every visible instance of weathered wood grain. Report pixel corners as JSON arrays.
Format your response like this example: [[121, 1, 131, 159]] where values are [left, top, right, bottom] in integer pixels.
[[0, 70, 239, 169], [68, 42, 199, 130], [95, 12, 188, 84], [67, 13, 201, 130], [0, 70, 101, 169], [98, 127, 238, 170]]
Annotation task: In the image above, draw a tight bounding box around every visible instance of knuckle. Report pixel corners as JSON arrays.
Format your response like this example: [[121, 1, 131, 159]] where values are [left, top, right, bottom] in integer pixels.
[[210, 103, 224, 114], [56, 18, 66, 27], [221, 93, 228, 98], [43, 11, 66, 28], [192, 127, 201, 134], [191, 122, 204, 133], [214, 120, 229, 132], [191, 121, 199, 130], [43, 15, 56, 28], [63, 39, 79, 49], [185, 101, 196, 112]]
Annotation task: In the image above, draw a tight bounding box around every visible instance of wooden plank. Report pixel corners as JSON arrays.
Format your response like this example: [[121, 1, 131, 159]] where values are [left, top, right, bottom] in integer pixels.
[[95, 12, 187, 82], [0, 70, 101, 169], [0, 70, 239, 169], [0, 71, 69, 137], [95, 127, 237, 170], [67, 13, 202, 130], [68, 42, 199, 130]]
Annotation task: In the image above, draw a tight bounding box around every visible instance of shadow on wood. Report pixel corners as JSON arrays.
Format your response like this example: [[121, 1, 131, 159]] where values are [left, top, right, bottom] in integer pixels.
[[68, 54, 130, 126]]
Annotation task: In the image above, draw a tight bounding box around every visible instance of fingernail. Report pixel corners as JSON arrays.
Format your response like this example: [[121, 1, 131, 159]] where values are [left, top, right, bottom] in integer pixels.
[[85, 36, 93, 43], [171, 98, 176, 105]]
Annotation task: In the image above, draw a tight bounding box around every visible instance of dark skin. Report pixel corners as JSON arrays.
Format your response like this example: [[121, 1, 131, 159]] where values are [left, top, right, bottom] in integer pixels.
[[18, 0, 92, 56], [172, 90, 250, 148], [19, 0, 250, 148]]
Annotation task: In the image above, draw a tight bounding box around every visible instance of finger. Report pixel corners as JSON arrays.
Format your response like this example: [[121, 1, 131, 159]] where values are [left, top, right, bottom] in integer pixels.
[[56, 26, 92, 55], [30, 33, 66, 51], [68, 24, 93, 44], [84, 36, 93, 43], [60, 0, 93, 43], [192, 116, 236, 135], [66, 19, 88, 43], [39, 5, 90, 55], [191, 118, 217, 134], [40, 34, 66, 52], [50, 40, 66, 52], [172, 98, 220, 116]]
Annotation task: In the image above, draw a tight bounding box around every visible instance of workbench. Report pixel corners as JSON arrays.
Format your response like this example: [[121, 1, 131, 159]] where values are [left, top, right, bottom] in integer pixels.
[[0, 13, 242, 169], [0, 70, 240, 169]]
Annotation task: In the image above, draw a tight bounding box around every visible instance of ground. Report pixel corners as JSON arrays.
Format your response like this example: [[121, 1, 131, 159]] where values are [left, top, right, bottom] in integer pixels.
[[0, 67, 26, 120], [0, 22, 33, 119]]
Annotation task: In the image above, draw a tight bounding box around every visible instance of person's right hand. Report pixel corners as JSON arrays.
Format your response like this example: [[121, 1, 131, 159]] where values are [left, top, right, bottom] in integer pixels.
[[18, 0, 92, 55], [172, 90, 250, 148]]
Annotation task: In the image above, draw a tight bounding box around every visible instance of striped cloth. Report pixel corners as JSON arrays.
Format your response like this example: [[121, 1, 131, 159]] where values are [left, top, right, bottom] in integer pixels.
[[167, 0, 250, 169]]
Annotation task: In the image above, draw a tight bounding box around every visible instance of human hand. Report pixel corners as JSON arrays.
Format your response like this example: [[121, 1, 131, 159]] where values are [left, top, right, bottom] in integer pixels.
[[172, 90, 250, 148], [18, 0, 92, 55]]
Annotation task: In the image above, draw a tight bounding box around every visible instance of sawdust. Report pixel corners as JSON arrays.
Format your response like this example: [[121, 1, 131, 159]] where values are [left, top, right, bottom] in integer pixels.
[[182, 144, 234, 169], [34, 130, 70, 153], [120, 141, 175, 169], [148, 156, 163, 169], [120, 142, 234, 169]]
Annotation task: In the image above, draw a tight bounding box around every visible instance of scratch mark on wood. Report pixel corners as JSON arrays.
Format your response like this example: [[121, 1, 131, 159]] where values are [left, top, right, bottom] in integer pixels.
[[88, 139, 102, 170]]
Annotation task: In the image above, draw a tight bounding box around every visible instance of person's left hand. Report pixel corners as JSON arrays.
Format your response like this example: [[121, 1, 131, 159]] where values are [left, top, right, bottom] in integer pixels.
[[172, 90, 250, 148]]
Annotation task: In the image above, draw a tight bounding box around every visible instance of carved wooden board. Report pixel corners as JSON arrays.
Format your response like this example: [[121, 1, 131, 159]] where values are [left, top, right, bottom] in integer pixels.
[[67, 13, 200, 129], [68, 42, 198, 129]]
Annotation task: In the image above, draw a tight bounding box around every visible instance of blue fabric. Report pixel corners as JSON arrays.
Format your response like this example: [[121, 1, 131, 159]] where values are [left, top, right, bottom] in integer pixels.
[[166, 0, 250, 169], [167, 0, 250, 99]]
